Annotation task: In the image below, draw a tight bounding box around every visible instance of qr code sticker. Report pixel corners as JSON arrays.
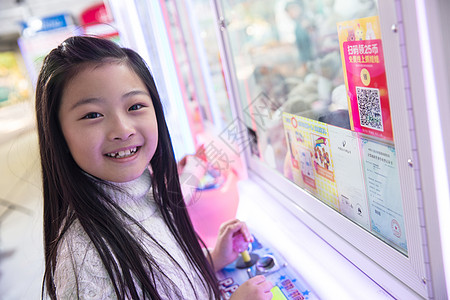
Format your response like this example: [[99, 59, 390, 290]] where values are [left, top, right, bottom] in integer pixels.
[[356, 86, 383, 131]]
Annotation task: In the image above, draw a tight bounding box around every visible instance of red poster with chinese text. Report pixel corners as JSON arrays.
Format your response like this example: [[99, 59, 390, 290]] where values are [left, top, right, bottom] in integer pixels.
[[338, 17, 393, 141]]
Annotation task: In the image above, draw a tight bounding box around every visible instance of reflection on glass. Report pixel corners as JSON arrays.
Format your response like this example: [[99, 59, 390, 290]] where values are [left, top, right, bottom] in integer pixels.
[[221, 0, 408, 255], [161, 0, 233, 130], [190, 0, 234, 126]]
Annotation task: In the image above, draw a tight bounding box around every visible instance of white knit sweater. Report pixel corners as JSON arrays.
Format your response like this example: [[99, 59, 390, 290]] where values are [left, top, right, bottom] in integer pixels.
[[53, 169, 211, 299]]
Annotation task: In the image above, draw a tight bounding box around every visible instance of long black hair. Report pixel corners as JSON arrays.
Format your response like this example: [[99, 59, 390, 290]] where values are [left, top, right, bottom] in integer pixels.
[[35, 36, 220, 299]]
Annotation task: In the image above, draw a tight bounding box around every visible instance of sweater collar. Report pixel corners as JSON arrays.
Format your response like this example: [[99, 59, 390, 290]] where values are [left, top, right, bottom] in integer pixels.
[[102, 168, 156, 221], [108, 168, 152, 200]]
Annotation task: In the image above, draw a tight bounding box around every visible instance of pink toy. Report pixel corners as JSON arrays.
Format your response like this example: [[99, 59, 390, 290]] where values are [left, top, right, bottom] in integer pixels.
[[187, 170, 240, 248]]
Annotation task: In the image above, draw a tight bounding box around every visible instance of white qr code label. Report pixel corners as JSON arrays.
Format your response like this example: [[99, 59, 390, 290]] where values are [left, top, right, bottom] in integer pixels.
[[356, 86, 383, 131]]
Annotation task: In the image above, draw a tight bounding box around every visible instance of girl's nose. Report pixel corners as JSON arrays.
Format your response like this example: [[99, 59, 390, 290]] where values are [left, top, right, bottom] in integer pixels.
[[107, 115, 135, 141]]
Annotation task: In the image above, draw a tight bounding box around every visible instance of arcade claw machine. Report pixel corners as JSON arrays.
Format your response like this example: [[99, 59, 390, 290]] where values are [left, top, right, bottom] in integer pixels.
[[107, 0, 449, 299]]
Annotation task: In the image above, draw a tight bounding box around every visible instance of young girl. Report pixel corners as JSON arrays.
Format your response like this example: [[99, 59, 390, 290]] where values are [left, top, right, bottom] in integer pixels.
[[35, 36, 273, 299]]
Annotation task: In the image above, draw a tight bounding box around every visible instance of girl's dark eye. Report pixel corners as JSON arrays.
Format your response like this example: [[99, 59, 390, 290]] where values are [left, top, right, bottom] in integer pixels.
[[83, 112, 102, 119], [129, 104, 144, 111]]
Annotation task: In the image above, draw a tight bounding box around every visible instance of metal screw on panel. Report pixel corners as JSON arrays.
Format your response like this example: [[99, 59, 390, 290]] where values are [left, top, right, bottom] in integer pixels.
[[391, 24, 398, 33], [219, 17, 227, 31], [407, 158, 413, 167]]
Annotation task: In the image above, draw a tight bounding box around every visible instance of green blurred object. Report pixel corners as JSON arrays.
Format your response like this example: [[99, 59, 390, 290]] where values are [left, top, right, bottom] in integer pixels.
[[0, 87, 10, 103], [271, 286, 288, 300], [0, 52, 17, 69]]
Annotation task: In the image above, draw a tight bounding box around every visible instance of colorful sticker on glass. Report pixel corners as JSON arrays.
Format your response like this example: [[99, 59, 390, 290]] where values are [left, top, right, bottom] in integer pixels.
[[282, 112, 339, 210], [283, 114, 317, 192]]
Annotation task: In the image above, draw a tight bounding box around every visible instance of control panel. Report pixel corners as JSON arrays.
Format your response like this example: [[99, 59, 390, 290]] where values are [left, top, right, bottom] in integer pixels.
[[217, 235, 317, 300]]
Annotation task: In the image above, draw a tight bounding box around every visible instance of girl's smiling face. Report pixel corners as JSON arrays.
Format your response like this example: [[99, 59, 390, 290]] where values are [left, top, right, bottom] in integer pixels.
[[59, 62, 158, 183]]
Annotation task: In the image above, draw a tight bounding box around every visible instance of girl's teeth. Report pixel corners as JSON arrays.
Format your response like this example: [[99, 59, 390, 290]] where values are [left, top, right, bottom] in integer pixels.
[[107, 147, 137, 158]]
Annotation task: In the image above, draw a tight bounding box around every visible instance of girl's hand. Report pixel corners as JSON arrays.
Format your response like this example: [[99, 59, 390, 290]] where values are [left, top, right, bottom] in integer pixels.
[[210, 219, 253, 272], [229, 275, 273, 300]]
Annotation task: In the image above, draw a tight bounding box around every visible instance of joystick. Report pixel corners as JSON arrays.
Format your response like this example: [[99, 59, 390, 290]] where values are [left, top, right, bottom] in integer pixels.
[[233, 233, 259, 269]]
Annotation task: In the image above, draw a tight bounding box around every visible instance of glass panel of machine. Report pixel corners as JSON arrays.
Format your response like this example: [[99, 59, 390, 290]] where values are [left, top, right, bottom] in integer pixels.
[[220, 0, 407, 255]]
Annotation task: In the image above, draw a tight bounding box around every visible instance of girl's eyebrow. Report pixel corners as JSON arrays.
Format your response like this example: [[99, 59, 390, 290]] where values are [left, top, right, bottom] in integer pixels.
[[70, 90, 150, 111], [122, 90, 150, 99], [70, 97, 104, 111]]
